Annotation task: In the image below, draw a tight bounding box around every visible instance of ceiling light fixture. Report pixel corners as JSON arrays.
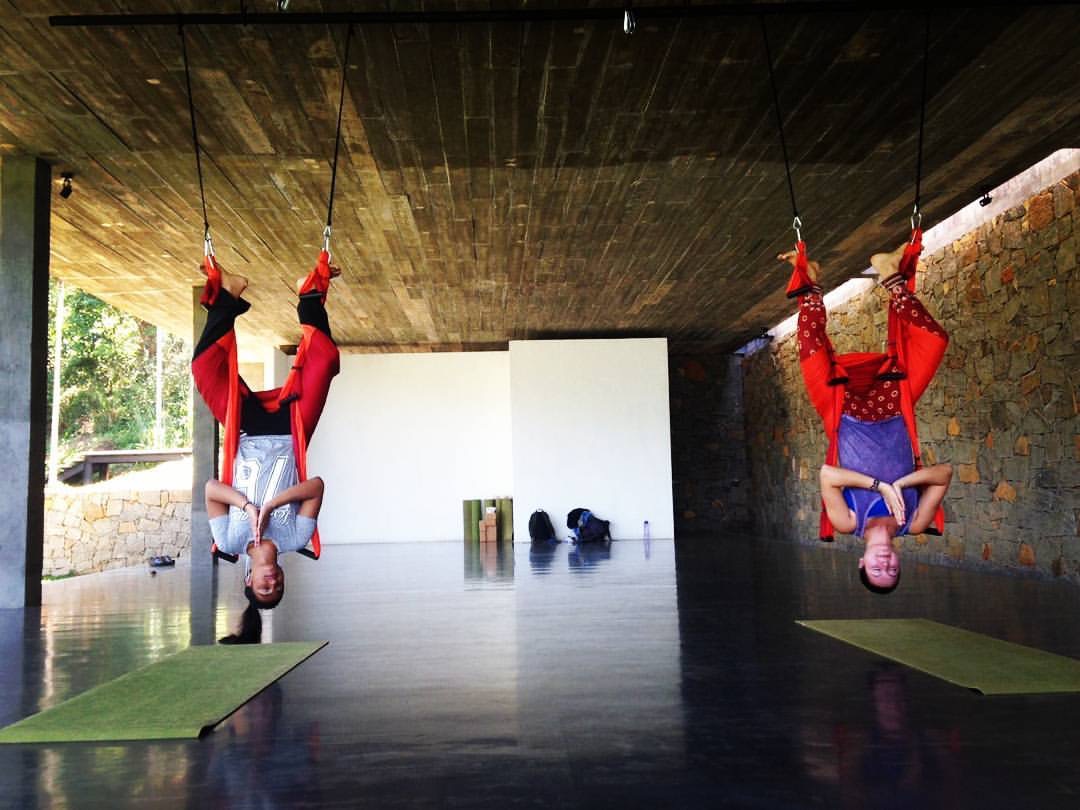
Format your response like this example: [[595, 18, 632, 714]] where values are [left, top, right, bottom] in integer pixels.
[[59, 172, 74, 199], [623, 4, 636, 35]]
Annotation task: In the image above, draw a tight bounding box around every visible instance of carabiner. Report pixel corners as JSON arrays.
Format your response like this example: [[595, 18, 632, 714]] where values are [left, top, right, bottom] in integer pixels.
[[792, 215, 803, 245], [322, 225, 332, 255]]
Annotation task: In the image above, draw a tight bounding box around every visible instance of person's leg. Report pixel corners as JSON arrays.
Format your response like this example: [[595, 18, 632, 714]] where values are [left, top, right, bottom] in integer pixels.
[[871, 244, 949, 403], [293, 293, 340, 441], [191, 270, 251, 425], [779, 251, 841, 425], [886, 283, 949, 402]]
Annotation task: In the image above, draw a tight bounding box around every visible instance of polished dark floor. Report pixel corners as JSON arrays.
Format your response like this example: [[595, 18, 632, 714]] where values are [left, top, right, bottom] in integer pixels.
[[2, 537, 1080, 809]]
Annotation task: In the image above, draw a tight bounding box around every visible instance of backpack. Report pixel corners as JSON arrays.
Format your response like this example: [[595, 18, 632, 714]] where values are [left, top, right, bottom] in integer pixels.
[[566, 508, 612, 543], [528, 509, 556, 542]]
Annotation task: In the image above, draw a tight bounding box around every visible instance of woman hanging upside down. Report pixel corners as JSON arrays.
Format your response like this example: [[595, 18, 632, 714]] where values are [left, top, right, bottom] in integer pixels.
[[192, 258, 340, 638], [779, 241, 953, 594]]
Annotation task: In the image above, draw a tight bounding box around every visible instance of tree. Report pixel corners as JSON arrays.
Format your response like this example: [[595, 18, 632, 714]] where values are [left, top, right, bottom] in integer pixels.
[[47, 278, 192, 470]]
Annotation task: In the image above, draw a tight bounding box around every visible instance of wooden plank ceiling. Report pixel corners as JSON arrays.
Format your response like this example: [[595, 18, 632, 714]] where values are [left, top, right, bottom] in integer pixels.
[[2, 1, 1079, 354]]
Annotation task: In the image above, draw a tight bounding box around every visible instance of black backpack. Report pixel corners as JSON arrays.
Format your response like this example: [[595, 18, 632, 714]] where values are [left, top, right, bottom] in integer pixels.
[[528, 509, 556, 542], [566, 508, 612, 543]]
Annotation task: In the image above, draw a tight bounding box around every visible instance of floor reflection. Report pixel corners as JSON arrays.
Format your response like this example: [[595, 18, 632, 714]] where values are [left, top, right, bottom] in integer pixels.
[[463, 539, 515, 583], [201, 684, 323, 808], [798, 662, 962, 810], [1, 538, 1078, 807]]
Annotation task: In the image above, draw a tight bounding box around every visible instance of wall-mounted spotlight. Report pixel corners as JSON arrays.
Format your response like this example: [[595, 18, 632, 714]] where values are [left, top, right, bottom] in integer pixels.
[[59, 172, 74, 199], [623, 5, 636, 35], [277, 0, 289, 11], [978, 187, 993, 207]]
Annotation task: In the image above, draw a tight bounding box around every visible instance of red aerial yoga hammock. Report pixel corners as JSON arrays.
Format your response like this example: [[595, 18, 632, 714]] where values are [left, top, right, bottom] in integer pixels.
[[765, 11, 946, 541], [198, 252, 336, 560], [183, 23, 354, 561], [783, 234, 947, 541]]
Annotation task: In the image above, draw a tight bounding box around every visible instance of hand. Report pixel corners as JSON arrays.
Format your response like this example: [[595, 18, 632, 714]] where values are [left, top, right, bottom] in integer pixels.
[[257, 503, 275, 541], [879, 482, 906, 526], [328, 264, 342, 279], [243, 502, 260, 544]]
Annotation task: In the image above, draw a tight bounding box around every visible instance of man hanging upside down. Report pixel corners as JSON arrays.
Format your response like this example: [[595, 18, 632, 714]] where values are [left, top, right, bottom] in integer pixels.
[[779, 241, 953, 594], [192, 257, 340, 629]]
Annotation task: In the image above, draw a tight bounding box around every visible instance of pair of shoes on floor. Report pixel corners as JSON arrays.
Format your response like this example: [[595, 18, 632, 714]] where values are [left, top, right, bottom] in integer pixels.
[[148, 555, 175, 568]]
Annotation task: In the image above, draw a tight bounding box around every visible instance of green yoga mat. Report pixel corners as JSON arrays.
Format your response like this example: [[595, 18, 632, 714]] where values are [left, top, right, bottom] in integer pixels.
[[463, 499, 481, 542], [798, 619, 1080, 695], [0, 641, 327, 744], [496, 497, 513, 542]]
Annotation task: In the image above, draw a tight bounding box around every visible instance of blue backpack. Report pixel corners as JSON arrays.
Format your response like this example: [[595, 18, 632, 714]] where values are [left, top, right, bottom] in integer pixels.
[[566, 508, 612, 543]]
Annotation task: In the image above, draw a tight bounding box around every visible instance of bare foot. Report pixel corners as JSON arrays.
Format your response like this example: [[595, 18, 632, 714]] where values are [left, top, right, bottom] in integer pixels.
[[868, 242, 908, 281], [198, 262, 248, 298], [221, 268, 248, 299], [776, 251, 820, 283], [296, 265, 342, 294]]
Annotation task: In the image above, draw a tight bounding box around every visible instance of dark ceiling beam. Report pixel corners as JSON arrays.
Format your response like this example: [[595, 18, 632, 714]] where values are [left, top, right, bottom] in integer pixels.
[[47, 1, 1079, 29]]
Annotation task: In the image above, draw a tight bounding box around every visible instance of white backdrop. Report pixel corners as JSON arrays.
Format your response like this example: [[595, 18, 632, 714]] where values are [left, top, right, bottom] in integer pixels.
[[509, 339, 674, 542], [308, 339, 673, 542], [309, 352, 513, 542]]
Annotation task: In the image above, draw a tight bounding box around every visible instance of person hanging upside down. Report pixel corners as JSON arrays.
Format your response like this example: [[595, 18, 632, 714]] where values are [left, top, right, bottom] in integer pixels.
[[192, 256, 340, 636], [779, 240, 953, 594]]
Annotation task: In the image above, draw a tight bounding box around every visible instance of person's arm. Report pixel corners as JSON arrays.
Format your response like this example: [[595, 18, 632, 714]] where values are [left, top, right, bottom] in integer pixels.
[[204, 478, 260, 539], [258, 477, 325, 536], [819, 464, 906, 533], [894, 463, 952, 534]]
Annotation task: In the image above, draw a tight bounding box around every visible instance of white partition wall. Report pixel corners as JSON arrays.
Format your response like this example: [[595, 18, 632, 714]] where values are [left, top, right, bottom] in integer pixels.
[[509, 338, 674, 541], [309, 352, 513, 542], [307, 339, 673, 543]]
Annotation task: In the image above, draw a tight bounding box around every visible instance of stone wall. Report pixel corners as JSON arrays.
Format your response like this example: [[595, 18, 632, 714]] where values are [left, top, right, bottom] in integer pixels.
[[742, 172, 1079, 582], [43, 487, 192, 576], [669, 352, 750, 534]]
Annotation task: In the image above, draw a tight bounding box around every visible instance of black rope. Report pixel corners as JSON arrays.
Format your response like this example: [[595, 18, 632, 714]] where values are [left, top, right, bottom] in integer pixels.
[[760, 15, 799, 224], [325, 24, 353, 232], [913, 10, 931, 217], [179, 24, 211, 242]]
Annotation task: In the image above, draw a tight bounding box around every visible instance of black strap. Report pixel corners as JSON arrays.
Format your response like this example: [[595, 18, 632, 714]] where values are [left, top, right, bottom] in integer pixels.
[[179, 24, 211, 242], [326, 24, 354, 232], [760, 15, 798, 223], [913, 11, 931, 217]]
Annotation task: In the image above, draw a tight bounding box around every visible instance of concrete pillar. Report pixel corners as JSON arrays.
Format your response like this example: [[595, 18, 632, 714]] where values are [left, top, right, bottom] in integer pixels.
[[189, 286, 219, 644], [0, 158, 50, 608]]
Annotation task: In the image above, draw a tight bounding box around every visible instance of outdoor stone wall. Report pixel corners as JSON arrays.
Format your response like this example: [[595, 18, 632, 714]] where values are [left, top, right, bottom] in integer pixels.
[[43, 487, 192, 576], [669, 351, 751, 534], [742, 172, 1079, 582]]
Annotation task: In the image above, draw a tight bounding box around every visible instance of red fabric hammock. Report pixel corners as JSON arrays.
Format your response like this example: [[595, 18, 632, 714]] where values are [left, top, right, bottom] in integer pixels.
[[201, 250, 339, 559], [785, 231, 947, 540]]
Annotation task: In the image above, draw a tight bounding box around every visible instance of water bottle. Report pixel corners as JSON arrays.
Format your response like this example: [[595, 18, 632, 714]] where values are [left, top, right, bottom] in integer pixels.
[[643, 520, 650, 541]]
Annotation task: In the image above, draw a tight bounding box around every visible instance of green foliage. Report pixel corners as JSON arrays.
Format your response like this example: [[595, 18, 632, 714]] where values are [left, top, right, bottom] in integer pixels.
[[47, 279, 191, 469]]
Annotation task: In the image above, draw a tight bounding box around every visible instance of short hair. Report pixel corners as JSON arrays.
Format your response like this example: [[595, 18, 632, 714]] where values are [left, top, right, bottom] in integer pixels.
[[859, 566, 900, 595]]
